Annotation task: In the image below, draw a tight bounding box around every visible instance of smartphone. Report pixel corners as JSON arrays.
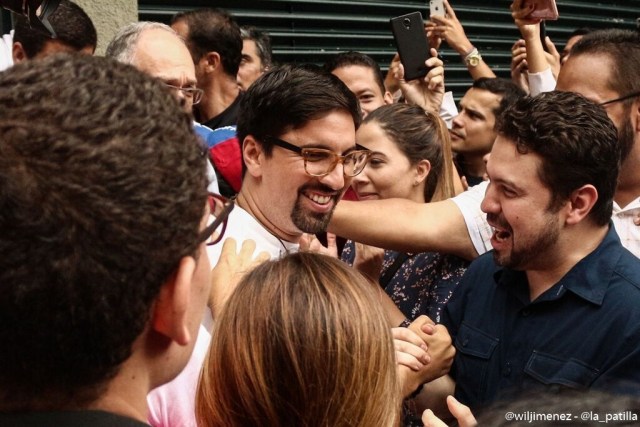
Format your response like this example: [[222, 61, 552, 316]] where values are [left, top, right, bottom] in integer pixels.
[[430, 0, 445, 18], [390, 11, 431, 81], [524, 0, 559, 20]]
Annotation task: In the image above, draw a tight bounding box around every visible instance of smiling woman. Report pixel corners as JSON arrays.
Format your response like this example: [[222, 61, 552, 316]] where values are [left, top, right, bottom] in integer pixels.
[[342, 103, 468, 324]]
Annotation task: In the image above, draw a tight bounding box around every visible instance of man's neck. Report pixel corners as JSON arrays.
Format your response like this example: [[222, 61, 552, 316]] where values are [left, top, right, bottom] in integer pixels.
[[457, 153, 486, 178], [197, 74, 240, 123], [87, 352, 155, 424], [525, 224, 609, 301], [236, 190, 302, 244]]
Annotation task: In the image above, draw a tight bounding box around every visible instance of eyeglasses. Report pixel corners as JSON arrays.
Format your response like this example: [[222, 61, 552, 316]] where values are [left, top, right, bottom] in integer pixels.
[[198, 193, 234, 246], [164, 83, 205, 105], [264, 136, 372, 177], [599, 90, 640, 107]]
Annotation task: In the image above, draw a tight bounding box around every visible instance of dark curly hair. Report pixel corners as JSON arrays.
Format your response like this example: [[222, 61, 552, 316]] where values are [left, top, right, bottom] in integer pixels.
[[0, 54, 208, 409], [496, 91, 620, 226]]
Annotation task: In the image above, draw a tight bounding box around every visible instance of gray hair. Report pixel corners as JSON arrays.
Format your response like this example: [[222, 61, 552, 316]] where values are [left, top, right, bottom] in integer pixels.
[[105, 21, 178, 64], [240, 26, 273, 70]]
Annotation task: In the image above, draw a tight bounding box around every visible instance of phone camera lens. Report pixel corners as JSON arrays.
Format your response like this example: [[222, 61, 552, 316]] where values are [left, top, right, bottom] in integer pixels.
[[403, 18, 411, 29]]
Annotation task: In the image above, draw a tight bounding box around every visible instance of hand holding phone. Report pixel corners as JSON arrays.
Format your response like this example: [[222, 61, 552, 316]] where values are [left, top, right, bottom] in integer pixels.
[[430, 0, 445, 18], [390, 11, 431, 81]]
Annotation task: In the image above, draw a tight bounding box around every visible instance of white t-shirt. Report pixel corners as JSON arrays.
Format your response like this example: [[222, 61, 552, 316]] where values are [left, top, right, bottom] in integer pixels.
[[147, 205, 298, 427]]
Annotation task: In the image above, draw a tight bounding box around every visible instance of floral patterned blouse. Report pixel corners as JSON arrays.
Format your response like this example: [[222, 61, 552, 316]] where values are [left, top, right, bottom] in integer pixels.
[[341, 240, 469, 324]]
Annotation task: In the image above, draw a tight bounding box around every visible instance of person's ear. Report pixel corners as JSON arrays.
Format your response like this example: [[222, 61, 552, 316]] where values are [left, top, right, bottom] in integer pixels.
[[564, 184, 598, 226], [151, 256, 197, 346], [383, 90, 394, 105], [200, 51, 221, 74], [12, 42, 28, 63], [242, 136, 265, 179], [414, 159, 431, 186]]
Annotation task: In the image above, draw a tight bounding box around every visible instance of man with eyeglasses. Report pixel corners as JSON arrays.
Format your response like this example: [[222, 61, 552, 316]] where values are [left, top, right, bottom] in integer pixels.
[[147, 64, 370, 427], [105, 21, 220, 195]]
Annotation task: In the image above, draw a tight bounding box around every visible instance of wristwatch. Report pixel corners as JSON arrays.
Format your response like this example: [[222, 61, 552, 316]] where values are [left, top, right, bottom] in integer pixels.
[[464, 47, 482, 67]]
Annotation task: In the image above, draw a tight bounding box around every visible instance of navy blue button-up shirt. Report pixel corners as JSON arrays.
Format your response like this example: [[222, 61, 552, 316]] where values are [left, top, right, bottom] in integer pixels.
[[442, 225, 640, 410]]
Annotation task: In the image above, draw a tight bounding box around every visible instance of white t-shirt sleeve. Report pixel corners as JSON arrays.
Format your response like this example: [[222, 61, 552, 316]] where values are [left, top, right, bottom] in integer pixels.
[[450, 181, 493, 256], [527, 67, 556, 97], [439, 91, 458, 129]]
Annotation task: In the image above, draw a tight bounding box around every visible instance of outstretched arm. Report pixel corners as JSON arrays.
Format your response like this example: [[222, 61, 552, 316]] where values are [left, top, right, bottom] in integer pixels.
[[329, 198, 478, 260]]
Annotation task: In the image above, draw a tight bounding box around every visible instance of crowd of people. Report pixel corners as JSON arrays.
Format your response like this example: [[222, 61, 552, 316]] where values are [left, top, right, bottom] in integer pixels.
[[1, 0, 640, 426]]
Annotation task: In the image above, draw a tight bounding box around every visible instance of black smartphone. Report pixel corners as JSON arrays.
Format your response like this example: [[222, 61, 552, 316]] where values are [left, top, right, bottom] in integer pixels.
[[390, 11, 431, 81]]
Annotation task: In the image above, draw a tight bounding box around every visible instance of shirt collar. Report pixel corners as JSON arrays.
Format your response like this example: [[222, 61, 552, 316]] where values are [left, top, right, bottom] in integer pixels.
[[494, 223, 623, 306]]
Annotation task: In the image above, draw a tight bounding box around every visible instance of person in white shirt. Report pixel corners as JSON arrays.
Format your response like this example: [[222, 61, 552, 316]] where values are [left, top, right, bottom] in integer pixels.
[[147, 64, 367, 427]]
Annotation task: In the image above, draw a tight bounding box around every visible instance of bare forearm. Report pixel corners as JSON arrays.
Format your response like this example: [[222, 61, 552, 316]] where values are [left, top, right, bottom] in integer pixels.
[[329, 198, 478, 260]]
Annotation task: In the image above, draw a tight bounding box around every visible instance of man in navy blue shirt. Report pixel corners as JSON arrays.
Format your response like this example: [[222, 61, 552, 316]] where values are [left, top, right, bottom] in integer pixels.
[[438, 91, 640, 412]]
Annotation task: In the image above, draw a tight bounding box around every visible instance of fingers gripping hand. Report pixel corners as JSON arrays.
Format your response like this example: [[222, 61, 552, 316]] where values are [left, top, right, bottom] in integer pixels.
[[393, 327, 430, 370]]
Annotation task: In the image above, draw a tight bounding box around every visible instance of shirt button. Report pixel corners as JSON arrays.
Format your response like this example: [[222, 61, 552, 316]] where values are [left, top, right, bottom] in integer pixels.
[[462, 338, 469, 347], [522, 309, 531, 317], [503, 362, 512, 377]]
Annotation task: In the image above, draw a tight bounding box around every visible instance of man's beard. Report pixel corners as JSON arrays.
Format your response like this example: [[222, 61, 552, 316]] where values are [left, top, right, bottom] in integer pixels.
[[488, 213, 561, 270], [618, 114, 634, 164], [290, 184, 342, 234]]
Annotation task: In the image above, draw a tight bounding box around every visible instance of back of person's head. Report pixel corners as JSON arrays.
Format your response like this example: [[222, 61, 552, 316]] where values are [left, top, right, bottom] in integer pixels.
[[105, 21, 177, 64], [196, 252, 400, 427], [496, 91, 619, 226], [365, 103, 456, 202], [569, 29, 640, 98], [472, 77, 526, 117], [171, 8, 242, 77], [323, 51, 386, 96], [12, 0, 97, 58], [236, 64, 361, 155], [240, 25, 273, 70], [0, 54, 208, 410]]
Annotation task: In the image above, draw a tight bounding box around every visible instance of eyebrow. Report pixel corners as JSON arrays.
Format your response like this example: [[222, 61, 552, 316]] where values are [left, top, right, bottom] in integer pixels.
[[461, 103, 486, 119], [290, 141, 361, 155], [491, 176, 524, 193]]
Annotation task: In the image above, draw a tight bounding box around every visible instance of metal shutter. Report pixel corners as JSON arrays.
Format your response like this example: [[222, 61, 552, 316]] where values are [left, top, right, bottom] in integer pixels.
[[136, 1, 639, 99]]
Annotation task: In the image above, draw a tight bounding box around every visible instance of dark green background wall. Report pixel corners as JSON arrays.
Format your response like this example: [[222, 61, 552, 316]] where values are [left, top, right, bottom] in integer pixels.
[[138, 1, 640, 99], [2, 1, 638, 98]]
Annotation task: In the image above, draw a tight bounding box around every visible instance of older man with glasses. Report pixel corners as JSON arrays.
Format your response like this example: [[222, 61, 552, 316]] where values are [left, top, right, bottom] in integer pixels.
[[106, 21, 220, 195]]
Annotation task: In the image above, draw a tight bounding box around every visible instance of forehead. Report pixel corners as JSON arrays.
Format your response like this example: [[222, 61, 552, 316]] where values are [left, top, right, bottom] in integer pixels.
[[284, 109, 356, 152], [242, 39, 259, 57], [331, 65, 383, 95], [556, 53, 617, 104], [460, 88, 501, 116], [356, 121, 399, 153], [134, 29, 196, 81], [487, 136, 545, 189]]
